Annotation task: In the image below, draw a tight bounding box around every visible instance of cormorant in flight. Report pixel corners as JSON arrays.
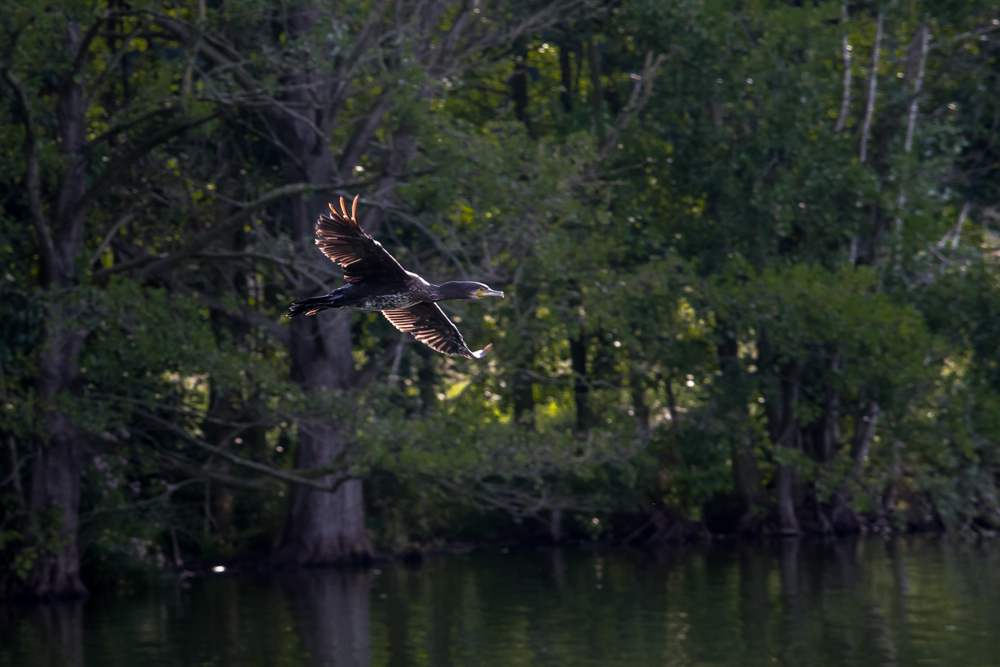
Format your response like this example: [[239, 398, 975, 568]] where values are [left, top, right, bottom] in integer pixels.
[[289, 196, 504, 359]]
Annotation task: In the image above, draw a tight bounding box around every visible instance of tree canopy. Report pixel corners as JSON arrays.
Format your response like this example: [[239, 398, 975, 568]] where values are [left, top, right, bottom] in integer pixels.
[[3, 0, 1000, 598]]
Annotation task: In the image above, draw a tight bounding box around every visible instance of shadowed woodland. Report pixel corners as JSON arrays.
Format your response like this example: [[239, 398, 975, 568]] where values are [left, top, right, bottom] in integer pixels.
[[3, 0, 1000, 599]]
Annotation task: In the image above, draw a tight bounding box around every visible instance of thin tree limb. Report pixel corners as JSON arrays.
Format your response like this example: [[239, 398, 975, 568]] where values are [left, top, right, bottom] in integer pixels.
[[859, 10, 883, 164], [135, 408, 357, 493], [834, 2, 853, 133], [0, 357, 27, 515], [87, 107, 174, 148], [88, 211, 137, 267], [937, 202, 971, 249], [1, 67, 59, 284], [77, 112, 221, 215], [94, 181, 341, 280], [904, 25, 930, 153], [84, 26, 143, 102], [586, 52, 667, 181]]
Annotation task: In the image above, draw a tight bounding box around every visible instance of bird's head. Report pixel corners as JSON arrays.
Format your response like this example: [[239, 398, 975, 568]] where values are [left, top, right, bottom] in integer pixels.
[[437, 281, 505, 301]]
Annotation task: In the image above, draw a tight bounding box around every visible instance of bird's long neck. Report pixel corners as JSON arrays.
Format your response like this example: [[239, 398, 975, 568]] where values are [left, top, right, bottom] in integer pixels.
[[431, 281, 474, 301]]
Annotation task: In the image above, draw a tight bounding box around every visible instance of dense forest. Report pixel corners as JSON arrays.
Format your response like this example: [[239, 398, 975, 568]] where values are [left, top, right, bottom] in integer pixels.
[[2, 0, 1000, 600]]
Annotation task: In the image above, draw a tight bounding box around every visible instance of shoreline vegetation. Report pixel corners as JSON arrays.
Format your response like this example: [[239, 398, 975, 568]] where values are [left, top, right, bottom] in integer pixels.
[[5, 0, 1000, 600]]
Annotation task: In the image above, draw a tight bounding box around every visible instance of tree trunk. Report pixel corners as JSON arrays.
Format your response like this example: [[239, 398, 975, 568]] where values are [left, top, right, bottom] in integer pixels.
[[550, 508, 563, 543], [278, 420, 371, 564], [13, 316, 88, 599], [512, 37, 533, 135], [557, 25, 574, 113], [570, 333, 591, 434], [766, 357, 802, 536], [716, 331, 764, 528], [278, 210, 373, 562], [830, 401, 879, 533], [272, 4, 380, 564], [629, 371, 650, 440], [1, 21, 91, 599], [512, 365, 536, 428]]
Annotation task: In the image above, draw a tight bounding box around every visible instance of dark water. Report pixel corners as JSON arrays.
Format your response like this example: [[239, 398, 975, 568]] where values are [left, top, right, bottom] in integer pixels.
[[3, 538, 1000, 667]]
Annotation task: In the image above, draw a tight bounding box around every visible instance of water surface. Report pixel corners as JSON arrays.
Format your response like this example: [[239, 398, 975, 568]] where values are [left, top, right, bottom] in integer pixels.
[[3, 538, 999, 666]]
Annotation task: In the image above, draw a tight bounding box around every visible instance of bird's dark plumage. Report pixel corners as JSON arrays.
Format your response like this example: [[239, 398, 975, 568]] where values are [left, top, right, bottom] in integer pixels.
[[289, 196, 503, 360], [313, 195, 408, 285], [383, 303, 493, 360]]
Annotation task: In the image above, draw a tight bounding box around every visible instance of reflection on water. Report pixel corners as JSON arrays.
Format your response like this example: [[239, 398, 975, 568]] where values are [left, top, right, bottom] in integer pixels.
[[2, 538, 1000, 667]]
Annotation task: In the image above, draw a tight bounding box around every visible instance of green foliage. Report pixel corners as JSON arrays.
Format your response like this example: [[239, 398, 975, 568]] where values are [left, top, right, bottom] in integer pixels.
[[5, 0, 1000, 588]]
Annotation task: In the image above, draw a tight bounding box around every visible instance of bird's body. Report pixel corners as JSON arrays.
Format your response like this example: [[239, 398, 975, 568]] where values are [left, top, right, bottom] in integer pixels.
[[288, 196, 503, 359]]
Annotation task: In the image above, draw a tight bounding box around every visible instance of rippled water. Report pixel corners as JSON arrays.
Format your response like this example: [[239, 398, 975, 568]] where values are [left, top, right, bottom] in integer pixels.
[[2, 538, 1000, 666]]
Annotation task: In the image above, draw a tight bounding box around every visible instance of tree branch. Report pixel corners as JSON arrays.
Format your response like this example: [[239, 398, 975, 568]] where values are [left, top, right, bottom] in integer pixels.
[[77, 111, 221, 215], [904, 25, 930, 153], [586, 52, 667, 181], [87, 107, 174, 148], [937, 202, 971, 249], [0, 357, 27, 515], [134, 408, 357, 493], [84, 25, 143, 102], [834, 1, 852, 133], [337, 93, 392, 182], [174, 284, 292, 348], [1, 67, 60, 285], [93, 181, 341, 280], [88, 211, 137, 267], [859, 10, 883, 164]]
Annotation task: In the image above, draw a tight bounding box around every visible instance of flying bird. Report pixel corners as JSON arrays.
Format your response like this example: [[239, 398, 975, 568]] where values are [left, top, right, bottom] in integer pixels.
[[289, 196, 504, 359]]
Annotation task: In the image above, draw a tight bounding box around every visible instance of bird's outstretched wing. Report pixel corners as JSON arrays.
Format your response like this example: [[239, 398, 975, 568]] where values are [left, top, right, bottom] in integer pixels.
[[315, 196, 408, 284], [382, 303, 492, 359]]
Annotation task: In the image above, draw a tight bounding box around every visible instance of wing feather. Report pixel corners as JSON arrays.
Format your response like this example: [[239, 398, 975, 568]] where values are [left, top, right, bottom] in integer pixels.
[[382, 303, 492, 359], [314, 195, 408, 284]]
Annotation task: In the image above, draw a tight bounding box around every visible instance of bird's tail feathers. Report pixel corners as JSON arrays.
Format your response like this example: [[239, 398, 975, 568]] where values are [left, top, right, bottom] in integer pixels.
[[470, 343, 493, 359], [288, 293, 344, 318]]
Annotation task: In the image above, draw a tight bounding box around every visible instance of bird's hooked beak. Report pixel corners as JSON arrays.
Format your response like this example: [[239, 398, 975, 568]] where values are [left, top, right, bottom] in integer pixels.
[[475, 288, 505, 299]]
